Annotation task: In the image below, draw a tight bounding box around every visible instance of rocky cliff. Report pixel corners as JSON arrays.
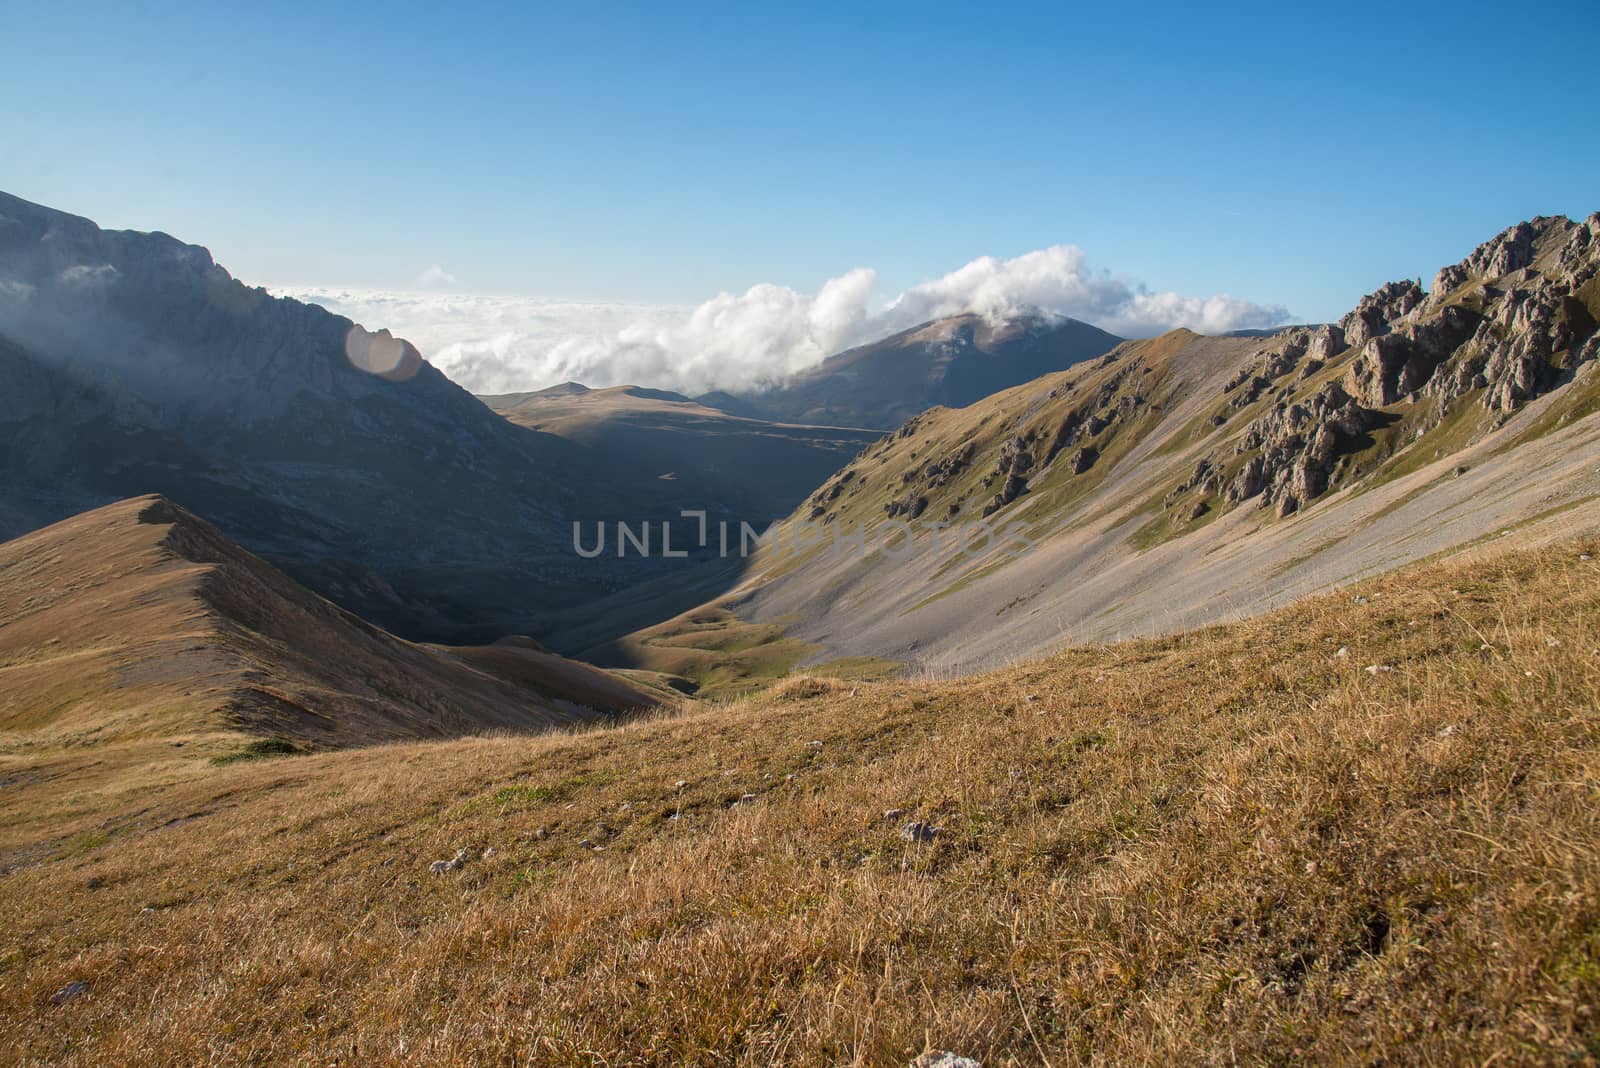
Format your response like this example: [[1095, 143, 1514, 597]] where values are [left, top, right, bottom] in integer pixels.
[[1160, 215, 1600, 523]]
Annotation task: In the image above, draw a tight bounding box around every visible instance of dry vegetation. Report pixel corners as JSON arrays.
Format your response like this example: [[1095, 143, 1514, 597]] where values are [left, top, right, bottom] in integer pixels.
[[0, 496, 663, 757], [2, 538, 1599, 1065]]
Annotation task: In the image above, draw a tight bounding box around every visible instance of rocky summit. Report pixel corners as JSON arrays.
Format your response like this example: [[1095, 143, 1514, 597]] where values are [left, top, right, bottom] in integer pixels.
[[1193, 214, 1599, 520]]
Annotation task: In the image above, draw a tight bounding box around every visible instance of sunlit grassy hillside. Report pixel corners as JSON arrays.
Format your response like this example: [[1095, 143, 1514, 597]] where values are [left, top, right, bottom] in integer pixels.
[[2, 538, 1597, 1065]]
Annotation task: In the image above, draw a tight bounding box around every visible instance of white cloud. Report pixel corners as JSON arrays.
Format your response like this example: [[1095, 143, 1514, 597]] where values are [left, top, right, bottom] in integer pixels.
[[276, 246, 1287, 396], [413, 265, 459, 289]]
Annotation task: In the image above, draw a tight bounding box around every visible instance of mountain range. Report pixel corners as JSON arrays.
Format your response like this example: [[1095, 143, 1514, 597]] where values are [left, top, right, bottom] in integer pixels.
[[0, 191, 876, 644], [1, 191, 1144, 649], [541, 214, 1600, 685], [4, 196, 1600, 1064], [5, 191, 1598, 690]]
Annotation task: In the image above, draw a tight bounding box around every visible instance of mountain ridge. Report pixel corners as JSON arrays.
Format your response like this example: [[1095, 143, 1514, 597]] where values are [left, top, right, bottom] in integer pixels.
[[698, 311, 1123, 430], [0, 494, 665, 752], [480, 383, 882, 519]]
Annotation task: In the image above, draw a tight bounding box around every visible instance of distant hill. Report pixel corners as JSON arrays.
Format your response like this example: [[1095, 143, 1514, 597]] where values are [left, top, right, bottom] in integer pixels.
[[698, 312, 1122, 429], [480, 385, 881, 519]]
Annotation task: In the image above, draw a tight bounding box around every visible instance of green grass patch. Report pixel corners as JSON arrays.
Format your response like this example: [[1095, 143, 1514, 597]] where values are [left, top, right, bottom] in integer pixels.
[[492, 769, 618, 809], [1359, 396, 1489, 495], [611, 607, 820, 700], [56, 829, 110, 858], [807, 656, 902, 682], [209, 736, 303, 766]]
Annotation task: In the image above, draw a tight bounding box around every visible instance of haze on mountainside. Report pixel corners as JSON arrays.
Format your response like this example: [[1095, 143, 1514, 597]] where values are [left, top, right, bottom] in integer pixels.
[[0, 190, 852, 644]]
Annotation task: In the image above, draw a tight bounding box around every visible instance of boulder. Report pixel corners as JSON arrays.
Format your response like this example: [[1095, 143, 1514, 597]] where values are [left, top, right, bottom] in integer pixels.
[[1340, 280, 1424, 349], [51, 981, 89, 1006], [1345, 335, 1414, 407], [1308, 324, 1345, 363], [1228, 457, 1266, 503]]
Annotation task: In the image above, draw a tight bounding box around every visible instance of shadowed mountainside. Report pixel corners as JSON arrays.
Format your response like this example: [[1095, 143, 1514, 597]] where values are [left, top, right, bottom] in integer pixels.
[[480, 383, 881, 520], [0, 191, 714, 643]]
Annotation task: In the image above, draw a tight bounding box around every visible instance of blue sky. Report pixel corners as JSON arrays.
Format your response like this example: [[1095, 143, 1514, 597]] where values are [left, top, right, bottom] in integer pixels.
[[3, 1, 1598, 391]]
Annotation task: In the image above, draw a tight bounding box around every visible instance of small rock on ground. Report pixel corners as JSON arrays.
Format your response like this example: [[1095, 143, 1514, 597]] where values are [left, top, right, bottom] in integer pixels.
[[901, 821, 940, 842], [429, 848, 470, 875], [51, 981, 88, 1006], [910, 1053, 980, 1068]]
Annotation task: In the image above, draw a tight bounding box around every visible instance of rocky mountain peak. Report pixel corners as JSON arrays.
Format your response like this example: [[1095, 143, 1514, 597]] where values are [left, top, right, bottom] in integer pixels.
[[1339, 280, 1425, 350], [1170, 213, 1600, 522]]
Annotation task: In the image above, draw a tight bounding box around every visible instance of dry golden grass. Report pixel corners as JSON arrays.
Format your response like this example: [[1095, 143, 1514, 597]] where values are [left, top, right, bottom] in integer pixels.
[[2, 538, 1599, 1065], [0, 496, 664, 759]]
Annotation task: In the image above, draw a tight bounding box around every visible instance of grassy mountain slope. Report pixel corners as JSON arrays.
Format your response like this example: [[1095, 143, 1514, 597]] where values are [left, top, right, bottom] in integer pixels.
[[1, 538, 1596, 1064], [0, 495, 663, 756]]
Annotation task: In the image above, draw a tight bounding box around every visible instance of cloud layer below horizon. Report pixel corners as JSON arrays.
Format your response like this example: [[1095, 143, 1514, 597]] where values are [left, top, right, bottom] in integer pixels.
[[278, 245, 1289, 396]]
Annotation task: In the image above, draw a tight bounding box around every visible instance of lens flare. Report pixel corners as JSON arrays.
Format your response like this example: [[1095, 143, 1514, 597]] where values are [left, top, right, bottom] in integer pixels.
[[344, 324, 422, 382]]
